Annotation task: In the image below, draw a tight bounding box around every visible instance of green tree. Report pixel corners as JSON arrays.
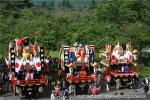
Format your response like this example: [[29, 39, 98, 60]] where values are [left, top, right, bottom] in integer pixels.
[[89, 0, 97, 9]]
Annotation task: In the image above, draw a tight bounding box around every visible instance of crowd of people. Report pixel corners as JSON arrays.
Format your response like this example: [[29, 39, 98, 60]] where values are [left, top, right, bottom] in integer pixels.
[[0, 71, 12, 95], [50, 77, 75, 100], [50, 78, 70, 100]]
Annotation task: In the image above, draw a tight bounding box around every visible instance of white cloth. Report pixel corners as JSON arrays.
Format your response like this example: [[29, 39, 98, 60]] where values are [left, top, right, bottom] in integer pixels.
[[33, 57, 41, 71], [15, 58, 23, 73], [145, 79, 149, 85], [8, 73, 12, 81], [25, 73, 33, 80], [50, 93, 55, 100]]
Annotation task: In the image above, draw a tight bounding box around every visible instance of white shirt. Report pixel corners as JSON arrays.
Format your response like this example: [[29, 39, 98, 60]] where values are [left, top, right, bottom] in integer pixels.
[[51, 93, 55, 100], [145, 79, 149, 85]]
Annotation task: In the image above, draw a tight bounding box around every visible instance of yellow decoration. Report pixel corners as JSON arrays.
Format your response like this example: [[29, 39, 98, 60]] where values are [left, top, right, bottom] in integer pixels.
[[22, 49, 30, 60]]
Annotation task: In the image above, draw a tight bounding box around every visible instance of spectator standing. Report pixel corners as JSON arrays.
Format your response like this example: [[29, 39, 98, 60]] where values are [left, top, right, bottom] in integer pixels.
[[54, 84, 60, 100], [0, 81, 3, 95], [61, 78, 68, 95], [4, 72, 9, 93], [143, 76, 150, 93], [8, 72, 12, 91]]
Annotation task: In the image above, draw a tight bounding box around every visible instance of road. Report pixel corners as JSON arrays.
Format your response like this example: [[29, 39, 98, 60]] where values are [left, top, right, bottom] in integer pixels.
[[1, 82, 150, 100]]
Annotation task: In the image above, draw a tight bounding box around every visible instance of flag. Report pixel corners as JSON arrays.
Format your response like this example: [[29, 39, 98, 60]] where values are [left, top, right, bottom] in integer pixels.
[[15, 58, 23, 73], [33, 57, 41, 71]]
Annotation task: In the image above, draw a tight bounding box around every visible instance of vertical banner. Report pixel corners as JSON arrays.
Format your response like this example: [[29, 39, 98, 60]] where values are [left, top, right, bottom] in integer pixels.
[[40, 46, 45, 70], [63, 46, 69, 73], [10, 47, 15, 72]]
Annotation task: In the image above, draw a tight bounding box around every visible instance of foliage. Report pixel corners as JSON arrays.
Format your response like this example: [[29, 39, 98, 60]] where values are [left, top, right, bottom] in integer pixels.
[[0, 0, 150, 57], [138, 65, 150, 77]]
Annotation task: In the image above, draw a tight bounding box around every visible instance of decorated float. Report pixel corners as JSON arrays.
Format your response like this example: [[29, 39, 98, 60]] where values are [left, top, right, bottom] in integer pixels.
[[59, 42, 98, 95], [99, 42, 139, 91], [5, 36, 49, 96]]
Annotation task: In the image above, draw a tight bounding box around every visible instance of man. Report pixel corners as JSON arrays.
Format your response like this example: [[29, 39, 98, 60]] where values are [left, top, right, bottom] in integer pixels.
[[143, 76, 150, 93]]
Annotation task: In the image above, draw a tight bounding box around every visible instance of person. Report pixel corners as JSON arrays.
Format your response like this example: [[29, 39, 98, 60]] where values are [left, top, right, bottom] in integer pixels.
[[63, 89, 69, 100], [50, 90, 55, 100], [54, 84, 60, 100], [92, 84, 97, 95], [66, 48, 77, 69], [96, 84, 100, 94], [115, 79, 120, 95], [143, 76, 150, 93], [8, 72, 12, 91], [4, 72, 9, 93], [61, 78, 66, 95], [0, 81, 3, 95]]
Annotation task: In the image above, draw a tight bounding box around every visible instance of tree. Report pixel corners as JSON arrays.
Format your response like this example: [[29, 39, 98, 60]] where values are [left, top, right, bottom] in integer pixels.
[[41, 1, 47, 7], [60, 0, 72, 11], [0, 0, 33, 18], [48, 1, 55, 10], [89, 0, 97, 9], [130, 0, 150, 23]]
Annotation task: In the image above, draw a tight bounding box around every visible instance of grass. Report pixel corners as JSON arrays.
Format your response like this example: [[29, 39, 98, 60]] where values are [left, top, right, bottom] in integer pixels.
[[138, 65, 150, 77], [48, 50, 60, 58]]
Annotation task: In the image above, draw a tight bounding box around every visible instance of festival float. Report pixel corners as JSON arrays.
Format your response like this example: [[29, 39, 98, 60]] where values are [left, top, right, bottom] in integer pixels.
[[5, 36, 49, 96], [99, 42, 139, 91], [59, 42, 98, 95]]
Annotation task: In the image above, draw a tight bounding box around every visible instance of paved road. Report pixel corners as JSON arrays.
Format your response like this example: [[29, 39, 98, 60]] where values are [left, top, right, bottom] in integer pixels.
[[1, 82, 150, 100]]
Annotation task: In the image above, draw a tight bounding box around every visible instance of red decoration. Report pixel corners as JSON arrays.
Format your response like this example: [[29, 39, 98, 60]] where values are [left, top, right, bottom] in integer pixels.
[[104, 75, 111, 83], [36, 62, 41, 67], [92, 86, 97, 95], [15, 63, 19, 68], [17, 39, 23, 46], [79, 49, 85, 57], [111, 55, 115, 60]]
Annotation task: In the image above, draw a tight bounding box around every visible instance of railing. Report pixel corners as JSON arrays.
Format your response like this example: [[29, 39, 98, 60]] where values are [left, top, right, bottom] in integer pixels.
[[110, 68, 138, 77], [66, 73, 96, 83], [16, 77, 47, 86]]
